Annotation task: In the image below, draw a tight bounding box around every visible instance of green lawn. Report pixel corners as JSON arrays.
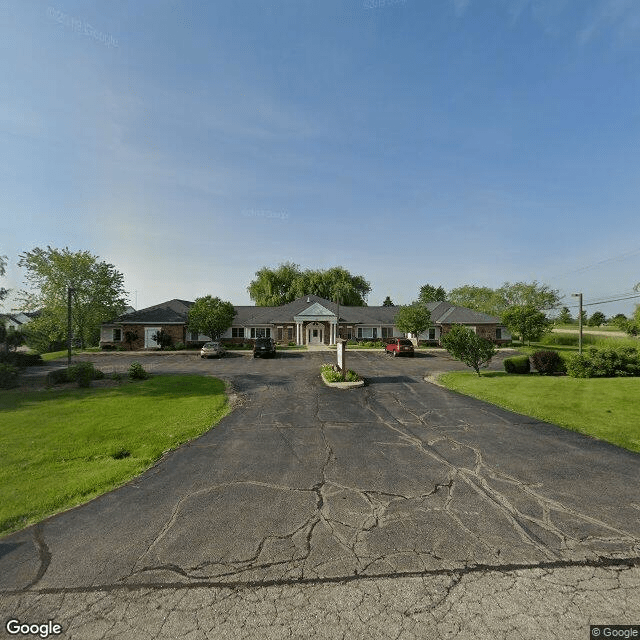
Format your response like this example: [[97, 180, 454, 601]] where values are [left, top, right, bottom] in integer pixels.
[[438, 371, 640, 454], [39, 348, 101, 361], [0, 375, 230, 537]]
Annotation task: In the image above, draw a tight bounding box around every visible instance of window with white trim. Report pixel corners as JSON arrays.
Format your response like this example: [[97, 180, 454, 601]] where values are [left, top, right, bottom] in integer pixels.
[[496, 328, 502, 340], [381, 327, 394, 338], [428, 328, 436, 340], [357, 327, 377, 339], [189, 331, 200, 341], [250, 327, 271, 338], [113, 328, 122, 341], [232, 327, 244, 338]]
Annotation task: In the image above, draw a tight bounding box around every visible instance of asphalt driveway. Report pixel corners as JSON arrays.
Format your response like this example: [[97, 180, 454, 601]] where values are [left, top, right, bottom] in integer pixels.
[[1, 350, 639, 639]]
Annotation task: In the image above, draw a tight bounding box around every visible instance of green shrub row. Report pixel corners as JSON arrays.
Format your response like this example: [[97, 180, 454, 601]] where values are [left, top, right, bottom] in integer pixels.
[[566, 347, 640, 378]]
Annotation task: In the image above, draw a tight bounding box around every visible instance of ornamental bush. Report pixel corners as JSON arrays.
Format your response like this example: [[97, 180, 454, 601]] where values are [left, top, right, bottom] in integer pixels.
[[128, 361, 149, 380], [530, 350, 565, 375], [0, 363, 19, 389], [566, 347, 640, 378], [503, 355, 531, 374], [67, 362, 104, 387]]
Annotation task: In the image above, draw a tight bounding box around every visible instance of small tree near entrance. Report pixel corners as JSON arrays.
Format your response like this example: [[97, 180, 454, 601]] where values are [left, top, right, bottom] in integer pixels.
[[394, 304, 431, 343], [441, 324, 497, 376], [188, 296, 236, 342]]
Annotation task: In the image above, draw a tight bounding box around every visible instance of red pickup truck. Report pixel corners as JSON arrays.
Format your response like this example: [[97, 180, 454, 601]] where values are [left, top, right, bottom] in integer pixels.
[[385, 338, 415, 357]]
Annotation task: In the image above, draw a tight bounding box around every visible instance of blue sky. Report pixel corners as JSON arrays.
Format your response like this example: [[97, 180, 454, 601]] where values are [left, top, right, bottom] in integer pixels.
[[1, 0, 640, 316]]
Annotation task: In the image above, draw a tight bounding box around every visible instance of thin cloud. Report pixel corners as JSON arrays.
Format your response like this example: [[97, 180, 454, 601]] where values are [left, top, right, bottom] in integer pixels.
[[578, 0, 640, 44], [451, 0, 471, 17]]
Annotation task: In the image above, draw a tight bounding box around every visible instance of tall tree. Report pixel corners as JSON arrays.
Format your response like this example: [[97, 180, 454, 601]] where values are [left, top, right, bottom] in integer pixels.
[[497, 281, 561, 312], [556, 306, 573, 324], [448, 285, 503, 315], [449, 281, 561, 316], [418, 284, 447, 304], [394, 304, 431, 341], [17, 246, 128, 349], [587, 311, 606, 327], [382, 296, 394, 307], [247, 262, 302, 307], [0, 254, 9, 304], [188, 296, 236, 341], [248, 263, 371, 306], [501, 304, 550, 346]]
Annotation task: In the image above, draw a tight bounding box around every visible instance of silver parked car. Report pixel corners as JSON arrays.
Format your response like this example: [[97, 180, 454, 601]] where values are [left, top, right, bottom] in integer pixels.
[[200, 341, 226, 358]]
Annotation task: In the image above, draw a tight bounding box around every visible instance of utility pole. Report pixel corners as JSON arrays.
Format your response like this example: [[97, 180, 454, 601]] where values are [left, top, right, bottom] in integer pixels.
[[67, 285, 75, 366], [572, 292, 583, 355]]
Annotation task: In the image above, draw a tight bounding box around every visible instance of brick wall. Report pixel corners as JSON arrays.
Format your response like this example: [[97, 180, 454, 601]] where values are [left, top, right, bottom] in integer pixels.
[[101, 324, 186, 350]]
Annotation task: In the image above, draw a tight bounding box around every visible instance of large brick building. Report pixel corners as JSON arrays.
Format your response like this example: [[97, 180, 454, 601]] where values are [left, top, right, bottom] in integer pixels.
[[99, 295, 511, 350]]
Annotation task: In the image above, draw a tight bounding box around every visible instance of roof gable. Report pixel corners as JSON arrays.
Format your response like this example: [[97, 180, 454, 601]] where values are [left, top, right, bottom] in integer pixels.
[[297, 302, 335, 317]]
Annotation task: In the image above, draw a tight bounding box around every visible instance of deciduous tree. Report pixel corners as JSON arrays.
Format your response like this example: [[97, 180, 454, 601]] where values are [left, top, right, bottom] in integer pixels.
[[418, 284, 447, 304], [448, 285, 503, 315], [188, 296, 236, 341], [441, 324, 497, 376], [587, 311, 606, 327], [18, 246, 128, 349], [556, 306, 573, 324], [0, 254, 9, 304], [501, 304, 550, 346], [247, 263, 371, 306], [394, 304, 431, 341]]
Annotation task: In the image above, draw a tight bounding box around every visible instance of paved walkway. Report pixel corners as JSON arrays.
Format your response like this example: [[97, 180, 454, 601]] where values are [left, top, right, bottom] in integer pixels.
[[1, 351, 638, 638]]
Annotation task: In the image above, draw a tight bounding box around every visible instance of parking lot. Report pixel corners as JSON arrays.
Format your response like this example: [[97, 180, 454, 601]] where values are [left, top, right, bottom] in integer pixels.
[[2, 347, 639, 638]]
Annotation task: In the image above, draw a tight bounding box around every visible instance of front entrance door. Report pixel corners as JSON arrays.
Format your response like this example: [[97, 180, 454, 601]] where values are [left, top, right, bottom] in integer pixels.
[[307, 323, 324, 345], [144, 327, 160, 348]]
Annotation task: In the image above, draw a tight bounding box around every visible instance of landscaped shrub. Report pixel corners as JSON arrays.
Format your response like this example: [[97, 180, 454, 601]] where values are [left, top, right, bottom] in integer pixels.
[[174, 342, 186, 350], [288, 341, 296, 347], [321, 364, 361, 383], [67, 362, 104, 387], [566, 347, 640, 378], [503, 355, 531, 374], [0, 363, 19, 389], [530, 350, 566, 375], [152, 330, 173, 349], [128, 361, 149, 380]]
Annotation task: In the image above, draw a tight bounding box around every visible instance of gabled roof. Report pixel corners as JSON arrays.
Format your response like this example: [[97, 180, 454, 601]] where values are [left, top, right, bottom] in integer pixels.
[[106, 295, 502, 327], [115, 299, 193, 324]]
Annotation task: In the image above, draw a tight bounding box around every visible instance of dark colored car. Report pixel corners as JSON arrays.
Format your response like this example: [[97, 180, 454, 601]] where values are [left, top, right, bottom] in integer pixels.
[[385, 338, 415, 357], [253, 337, 277, 358]]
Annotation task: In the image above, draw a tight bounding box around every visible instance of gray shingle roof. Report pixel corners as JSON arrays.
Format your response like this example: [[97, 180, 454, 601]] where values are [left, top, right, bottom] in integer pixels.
[[108, 295, 502, 326]]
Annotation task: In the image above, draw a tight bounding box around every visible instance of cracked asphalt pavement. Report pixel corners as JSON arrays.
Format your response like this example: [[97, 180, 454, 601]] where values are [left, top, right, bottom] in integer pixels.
[[1, 350, 639, 638]]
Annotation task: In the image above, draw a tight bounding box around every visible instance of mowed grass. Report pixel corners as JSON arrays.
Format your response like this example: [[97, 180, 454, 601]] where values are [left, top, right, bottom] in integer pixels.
[[0, 375, 230, 536], [438, 371, 640, 454]]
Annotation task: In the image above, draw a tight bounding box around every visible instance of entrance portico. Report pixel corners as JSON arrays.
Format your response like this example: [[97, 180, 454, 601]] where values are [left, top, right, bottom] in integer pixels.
[[294, 302, 338, 346]]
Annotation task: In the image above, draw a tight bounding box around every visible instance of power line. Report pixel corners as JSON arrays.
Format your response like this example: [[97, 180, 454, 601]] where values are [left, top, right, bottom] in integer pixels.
[[545, 246, 640, 281], [549, 293, 640, 310]]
